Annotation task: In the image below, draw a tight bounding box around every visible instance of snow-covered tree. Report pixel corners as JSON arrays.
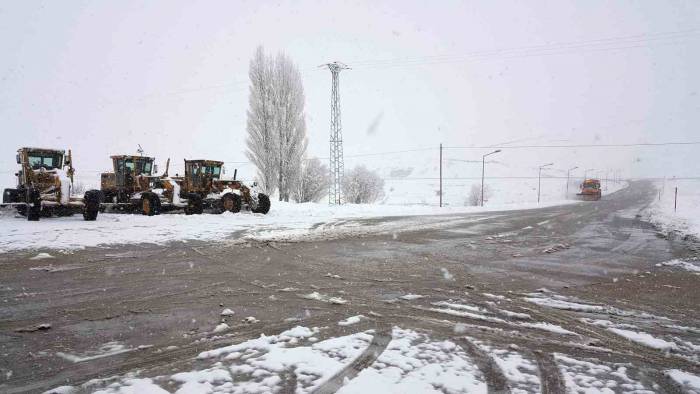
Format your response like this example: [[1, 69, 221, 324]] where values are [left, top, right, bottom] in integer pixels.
[[293, 158, 329, 203], [342, 165, 385, 204], [466, 183, 491, 206], [273, 52, 307, 202], [245, 46, 278, 195], [245, 47, 307, 200]]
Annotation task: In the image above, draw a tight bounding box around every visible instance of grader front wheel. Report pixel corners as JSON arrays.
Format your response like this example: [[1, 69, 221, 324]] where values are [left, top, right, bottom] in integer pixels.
[[221, 193, 241, 213]]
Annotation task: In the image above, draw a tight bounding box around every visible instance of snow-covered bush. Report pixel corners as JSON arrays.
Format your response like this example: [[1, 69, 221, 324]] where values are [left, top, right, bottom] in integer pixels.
[[343, 165, 385, 204], [466, 183, 491, 206], [293, 158, 329, 203]]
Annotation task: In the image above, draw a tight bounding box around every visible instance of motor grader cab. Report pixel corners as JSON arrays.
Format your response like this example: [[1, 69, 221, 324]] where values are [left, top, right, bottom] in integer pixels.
[[101, 155, 156, 203], [100, 154, 174, 215], [577, 179, 602, 201], [1, 147, 102, 221], [180, 159, 271, 214], [184, 160, 222, 193]]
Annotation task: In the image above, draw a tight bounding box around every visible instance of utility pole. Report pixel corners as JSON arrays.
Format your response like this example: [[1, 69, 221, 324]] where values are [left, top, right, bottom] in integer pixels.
[[566, 166, 578, 198], [481, 149, 501, 206], [538, 163, 553, 203], [321, 62, 349, 205], [439, 143, 443, 207]]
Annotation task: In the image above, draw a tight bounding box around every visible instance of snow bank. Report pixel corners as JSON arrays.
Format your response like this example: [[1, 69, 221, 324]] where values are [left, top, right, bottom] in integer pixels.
[[648, 178, 700, 238], [0, 195, 583, 252], [607, 328, 677, 350], [666, 369, 700, 392], [655, 259, 700, 273]]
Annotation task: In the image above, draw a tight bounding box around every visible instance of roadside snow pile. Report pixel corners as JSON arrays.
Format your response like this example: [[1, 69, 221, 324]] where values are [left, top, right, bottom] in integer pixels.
[[301, 292, 347, 305], [337, 327, 487, 393], [29, 252, 54, 260], [607, 328, 677, 350], [338, 315, 365, 326], [55, 342, 133, 363], [0, 195, 581, 252], [524, 295, 609, 313], [399, 293, 424, 300], [648, 179, 700, 238], [655, 259, 700, 273], [666, 369, 700, 392], [519, 322, 578, 336]]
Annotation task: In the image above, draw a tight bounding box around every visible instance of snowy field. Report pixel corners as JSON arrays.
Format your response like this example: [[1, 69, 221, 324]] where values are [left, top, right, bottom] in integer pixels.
[[0, 200, 566, 253], [0, 178, 628, 253], [648, 178, 700, 239]]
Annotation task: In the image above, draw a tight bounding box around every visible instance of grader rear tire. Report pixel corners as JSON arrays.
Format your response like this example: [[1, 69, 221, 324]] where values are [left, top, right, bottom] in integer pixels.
[[82, 190, 102, 221], [252, 193, 271, 214]]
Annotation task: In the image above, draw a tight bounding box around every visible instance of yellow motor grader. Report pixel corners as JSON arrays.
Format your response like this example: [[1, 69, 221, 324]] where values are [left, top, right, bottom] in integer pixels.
[[1, 147, 102, 221], [100, 156, 270, 215]]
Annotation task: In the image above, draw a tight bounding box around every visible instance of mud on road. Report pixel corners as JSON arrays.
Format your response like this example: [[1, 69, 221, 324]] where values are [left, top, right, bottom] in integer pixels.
[[0, 181, 698, 393]]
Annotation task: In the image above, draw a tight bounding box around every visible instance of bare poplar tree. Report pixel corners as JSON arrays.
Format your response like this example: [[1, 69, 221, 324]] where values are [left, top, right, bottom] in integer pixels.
[[246, 47, 307, 200], [273, 52, 307, 202], [245, 46, 278, 195]]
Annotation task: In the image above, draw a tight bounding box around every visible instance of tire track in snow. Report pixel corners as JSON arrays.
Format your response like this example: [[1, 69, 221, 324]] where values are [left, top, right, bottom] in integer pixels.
[[458, 337, 510, 393], [312, 325, 392, 394], [533, 351, 566, 394]]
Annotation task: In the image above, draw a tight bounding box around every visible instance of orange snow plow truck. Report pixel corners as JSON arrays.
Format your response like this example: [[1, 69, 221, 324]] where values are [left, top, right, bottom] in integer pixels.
[[577, 179, 602, 201]]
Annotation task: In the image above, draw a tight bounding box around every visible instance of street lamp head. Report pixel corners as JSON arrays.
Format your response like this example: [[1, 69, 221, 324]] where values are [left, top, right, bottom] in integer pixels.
[[494, 149, 501, 153], [540, 162, 553, 168]]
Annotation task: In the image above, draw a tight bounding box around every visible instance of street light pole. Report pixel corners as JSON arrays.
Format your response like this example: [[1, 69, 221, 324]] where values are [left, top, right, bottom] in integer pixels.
[[481, 149, 501, 206], [538, 163, 553, 203], [566, 166, 578, 198]]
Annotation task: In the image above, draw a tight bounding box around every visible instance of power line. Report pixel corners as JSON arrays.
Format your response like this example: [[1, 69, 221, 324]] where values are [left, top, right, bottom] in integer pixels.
[[347, 28, 700, 70], [444, 141, 700, 150]]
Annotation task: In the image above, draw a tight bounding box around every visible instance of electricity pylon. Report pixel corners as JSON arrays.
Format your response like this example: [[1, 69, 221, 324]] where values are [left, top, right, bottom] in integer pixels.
[[320, 61, 350, 204]]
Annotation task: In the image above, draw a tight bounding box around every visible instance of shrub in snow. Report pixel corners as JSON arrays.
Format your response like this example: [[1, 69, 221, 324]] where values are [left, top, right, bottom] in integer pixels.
[[466, 184, 491, 206], [293, 158, 329, 203], [342, 165, 385, 204]]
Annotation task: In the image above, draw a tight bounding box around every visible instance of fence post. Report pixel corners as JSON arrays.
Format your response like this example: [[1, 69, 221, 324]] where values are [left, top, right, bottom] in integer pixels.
[[674, 187, 677, 212]]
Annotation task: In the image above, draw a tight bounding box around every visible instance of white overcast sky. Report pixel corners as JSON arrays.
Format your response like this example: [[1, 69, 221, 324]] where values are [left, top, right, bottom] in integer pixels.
[[1, 0, 699, 185]]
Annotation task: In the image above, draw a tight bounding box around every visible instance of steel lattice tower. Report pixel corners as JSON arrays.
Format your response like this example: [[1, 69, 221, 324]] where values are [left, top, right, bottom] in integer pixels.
[[321, 62, 349, 204]]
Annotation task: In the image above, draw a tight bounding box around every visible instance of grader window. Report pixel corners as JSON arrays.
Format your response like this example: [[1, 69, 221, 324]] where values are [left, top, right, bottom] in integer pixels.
[[204, 166, 221, 177], [27, 153, 62, 170]]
